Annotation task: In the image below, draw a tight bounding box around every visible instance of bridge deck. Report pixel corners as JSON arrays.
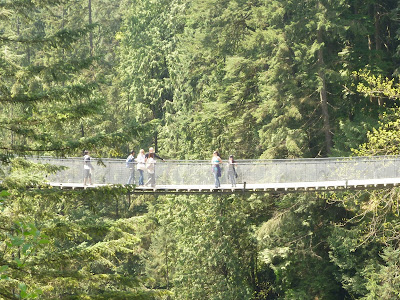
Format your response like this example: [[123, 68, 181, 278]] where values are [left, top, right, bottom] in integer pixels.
[[48, 177, 400, 193]]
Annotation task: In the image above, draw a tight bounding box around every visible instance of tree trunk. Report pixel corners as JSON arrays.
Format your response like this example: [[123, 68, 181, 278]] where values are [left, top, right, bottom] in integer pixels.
[[317, 26, 332, 155], [165, 240, 169, 290], [88, 0, 93, 56], [154, 132, 158, 153], [374, 3, 382, 105], [62, 6, 65, 60], [374, 4, 381, 51]]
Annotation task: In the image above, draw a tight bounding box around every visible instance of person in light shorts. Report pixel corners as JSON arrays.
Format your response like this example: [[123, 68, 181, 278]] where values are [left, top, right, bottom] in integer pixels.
[[83, 150, 94, 185], [145, 152, 156, 187]]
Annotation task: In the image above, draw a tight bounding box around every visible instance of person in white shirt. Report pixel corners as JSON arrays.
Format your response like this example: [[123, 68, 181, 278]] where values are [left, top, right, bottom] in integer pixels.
[[136, 149, 146, 186], [145, 152, 156, 187]]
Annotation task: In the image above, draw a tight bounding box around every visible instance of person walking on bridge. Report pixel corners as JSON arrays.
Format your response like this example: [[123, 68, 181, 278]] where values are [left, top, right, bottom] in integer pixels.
[[126, 150, 136, 185], [145, 152, 156, 187], [145, 147, 164, 161], [211, 151, 222, 188], [83, 150, 94, 186], [136, 149, 146, 186], [144, 147, 163, 187], [228, 155, 237, 187]]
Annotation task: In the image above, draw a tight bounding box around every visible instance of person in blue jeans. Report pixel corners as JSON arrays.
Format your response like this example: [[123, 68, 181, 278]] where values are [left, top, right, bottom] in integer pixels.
[[211, 151, 222, 188], [227, 155, 237, 187], [126, 150, 136, 185], [136, 149, 146, 186]]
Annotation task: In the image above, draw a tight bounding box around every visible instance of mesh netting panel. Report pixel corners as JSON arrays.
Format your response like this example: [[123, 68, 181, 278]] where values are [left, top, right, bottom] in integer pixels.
[[24, 156, 400, 186]]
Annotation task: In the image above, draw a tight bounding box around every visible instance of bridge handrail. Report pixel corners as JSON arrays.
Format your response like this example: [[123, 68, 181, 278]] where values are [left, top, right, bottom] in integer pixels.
[[16, 155, 400, 186], [25, 155, 400, 162]]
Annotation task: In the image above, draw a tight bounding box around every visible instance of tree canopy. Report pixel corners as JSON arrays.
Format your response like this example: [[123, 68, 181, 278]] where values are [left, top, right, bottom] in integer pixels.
[[2, 0, 400, 299]]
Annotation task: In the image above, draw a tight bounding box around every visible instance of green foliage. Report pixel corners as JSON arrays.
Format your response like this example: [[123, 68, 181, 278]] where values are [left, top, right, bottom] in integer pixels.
[[0, 187, 47, 299], [117, 0, 399, 159], [351, 72, 400, 156], [1, 158, 65, 189], [144, 193, 275, 299], [356, 71, 400, 100], [0, 0, 140, 158], [117, 0, 176, 154], [4, 0, 400, 298], [257, 193, 347, 299], [354, 109, 400, 156], [326, 188, 400, 299], [0, 163, 161, 298], [363, 247, 400, 299], [330, 114, 379, 157], [0, 1, 96, 155], [329, 68, 400, 298], [0, 189, 9, 210]]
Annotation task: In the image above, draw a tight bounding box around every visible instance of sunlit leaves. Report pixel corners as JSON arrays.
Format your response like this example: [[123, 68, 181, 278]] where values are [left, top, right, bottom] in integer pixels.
[[355, 70, 400, 100]]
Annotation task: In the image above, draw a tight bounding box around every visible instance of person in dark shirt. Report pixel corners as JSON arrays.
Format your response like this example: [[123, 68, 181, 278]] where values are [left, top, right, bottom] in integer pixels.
[[227, 155, 237, 187], [145, 147, 164, 161]]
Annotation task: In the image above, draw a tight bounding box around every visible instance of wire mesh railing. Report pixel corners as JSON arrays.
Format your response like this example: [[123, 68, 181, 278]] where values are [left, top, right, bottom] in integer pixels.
[[26, 156, 400, 186]]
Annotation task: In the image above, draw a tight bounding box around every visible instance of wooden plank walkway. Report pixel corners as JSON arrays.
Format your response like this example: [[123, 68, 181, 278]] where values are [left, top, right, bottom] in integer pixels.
[[48, 177, 400, 193]]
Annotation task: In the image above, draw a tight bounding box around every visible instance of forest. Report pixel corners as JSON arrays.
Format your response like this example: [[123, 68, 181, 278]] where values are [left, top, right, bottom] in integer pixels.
[[2, 0, 400, 299]]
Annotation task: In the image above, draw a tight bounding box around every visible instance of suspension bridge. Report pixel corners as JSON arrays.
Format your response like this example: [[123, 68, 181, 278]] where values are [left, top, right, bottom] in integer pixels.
[[25, 156, 400, 194]]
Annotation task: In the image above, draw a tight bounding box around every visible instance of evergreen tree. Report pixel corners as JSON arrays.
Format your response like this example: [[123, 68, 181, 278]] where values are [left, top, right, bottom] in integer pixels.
[[117, 0, 175, 155], [0, 0, 134, 158], [327, 70, 400, 299], [0, 159, 161, 298], [257, 193, 348, 299], [145, 193, 274, 299], [0, 0, 100, 156]]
